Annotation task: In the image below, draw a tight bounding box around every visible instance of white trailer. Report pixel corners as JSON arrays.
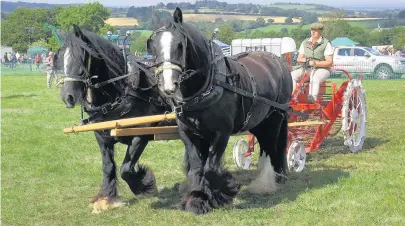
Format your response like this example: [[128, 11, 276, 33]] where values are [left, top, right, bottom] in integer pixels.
[[231, 37, 297, 57]]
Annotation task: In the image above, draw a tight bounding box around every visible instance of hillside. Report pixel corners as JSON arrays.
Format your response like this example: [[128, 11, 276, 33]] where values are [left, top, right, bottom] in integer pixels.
[[1, 1, 65, 13]]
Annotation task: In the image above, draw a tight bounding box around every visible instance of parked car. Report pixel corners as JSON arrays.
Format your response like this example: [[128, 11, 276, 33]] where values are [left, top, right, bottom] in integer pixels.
[[332, 46, 405, 79]]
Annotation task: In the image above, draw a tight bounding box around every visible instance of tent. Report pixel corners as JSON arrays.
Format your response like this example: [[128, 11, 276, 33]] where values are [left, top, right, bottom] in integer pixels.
[[331, 37, 360, 47], [27, 46, 49, 58]]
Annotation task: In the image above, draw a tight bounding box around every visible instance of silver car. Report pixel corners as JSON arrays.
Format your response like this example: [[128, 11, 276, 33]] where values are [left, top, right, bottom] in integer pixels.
[[333, 46, 405, 79]]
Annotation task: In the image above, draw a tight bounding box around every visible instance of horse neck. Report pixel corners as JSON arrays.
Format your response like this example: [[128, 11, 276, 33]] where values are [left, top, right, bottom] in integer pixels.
[[90, 59, 124, 105], [180, 42, 212, 98]]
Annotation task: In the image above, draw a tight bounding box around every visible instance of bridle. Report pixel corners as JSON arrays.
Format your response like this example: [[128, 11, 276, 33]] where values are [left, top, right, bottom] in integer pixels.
[[148, 26, 203, 83]]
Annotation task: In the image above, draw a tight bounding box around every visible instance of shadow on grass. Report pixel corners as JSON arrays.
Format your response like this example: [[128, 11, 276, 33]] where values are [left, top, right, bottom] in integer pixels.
[[150, 165, 350, 211], [309, 136, 389, 162], [2, 94, 38, 99], [231, 166, 349, 209]]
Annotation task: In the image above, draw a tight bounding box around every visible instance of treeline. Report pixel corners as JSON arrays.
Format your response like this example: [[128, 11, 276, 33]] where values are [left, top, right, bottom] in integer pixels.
[[126, 0, 402, 19], [1, 3, 114, 52], [1, 1, 60, 13]]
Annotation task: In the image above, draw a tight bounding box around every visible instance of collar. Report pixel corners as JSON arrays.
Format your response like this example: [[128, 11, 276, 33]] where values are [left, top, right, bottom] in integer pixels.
[[309, 37, 323, 44]]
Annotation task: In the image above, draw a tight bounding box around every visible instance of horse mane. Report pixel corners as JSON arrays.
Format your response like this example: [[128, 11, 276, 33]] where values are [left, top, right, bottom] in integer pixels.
[[161, 19, 211, 71], [64, 29, 125, 80]]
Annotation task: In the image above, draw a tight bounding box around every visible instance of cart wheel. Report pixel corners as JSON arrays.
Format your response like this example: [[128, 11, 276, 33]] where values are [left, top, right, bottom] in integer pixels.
[[287, 140, 306, 172], [233, 139, 252, 170], [342, 79, 367, 153]]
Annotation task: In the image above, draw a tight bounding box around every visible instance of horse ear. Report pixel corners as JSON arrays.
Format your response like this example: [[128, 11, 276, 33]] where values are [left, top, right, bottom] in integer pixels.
[[173, 7, 183, 24], [73, 24, 83, 38], [152, 11, 162, 29]]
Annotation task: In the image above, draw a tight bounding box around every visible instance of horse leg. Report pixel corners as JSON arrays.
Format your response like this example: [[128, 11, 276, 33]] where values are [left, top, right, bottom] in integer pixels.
[[248, 112, 288, 194], [178, 129, 210, 214], [120, 136, 157, 196], [91, 131, 124, 214], [183, 131, 240, 214], [178, 138, 210, 195]]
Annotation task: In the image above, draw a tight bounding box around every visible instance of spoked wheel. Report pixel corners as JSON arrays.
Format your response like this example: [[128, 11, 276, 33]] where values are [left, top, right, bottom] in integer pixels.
[[342, 79, 367, 153], [233, 139, 252, 170], [287, 140, 306, 172]]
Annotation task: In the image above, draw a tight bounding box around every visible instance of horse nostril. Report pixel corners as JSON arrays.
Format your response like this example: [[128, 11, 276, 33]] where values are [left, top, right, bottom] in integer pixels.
[[173, 82, 179, 89], [67, 95, 75, 105]]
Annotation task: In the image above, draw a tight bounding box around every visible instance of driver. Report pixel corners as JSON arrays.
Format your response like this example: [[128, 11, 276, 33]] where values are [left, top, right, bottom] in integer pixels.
[[291, 22, 333, 103]]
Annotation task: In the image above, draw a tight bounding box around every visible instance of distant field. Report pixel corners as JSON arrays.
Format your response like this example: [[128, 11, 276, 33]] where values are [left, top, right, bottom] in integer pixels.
[[182, 14, 301, 23], [270, 4, 316, 10], [246, 19, 389, 32], [105, 17, 138, 26], [105, 16, 383, 27]]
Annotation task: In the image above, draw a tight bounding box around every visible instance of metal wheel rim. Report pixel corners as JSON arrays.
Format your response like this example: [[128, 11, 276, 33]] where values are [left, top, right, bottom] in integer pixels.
[[287, 141, 306, 172], [232, 139, 251, 170], [342, 79, 367, 153]]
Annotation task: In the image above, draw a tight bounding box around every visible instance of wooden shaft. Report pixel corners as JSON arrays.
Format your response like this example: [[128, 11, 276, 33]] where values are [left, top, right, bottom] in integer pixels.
[[63, 113, 176, 134], [111, 126, 178, 136], [110, 121, 328, 138]]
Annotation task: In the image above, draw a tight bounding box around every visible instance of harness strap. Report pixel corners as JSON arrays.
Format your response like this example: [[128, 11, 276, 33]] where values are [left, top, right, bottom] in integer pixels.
[[215, 80, 290, 111], [90, 73, 132, 89]]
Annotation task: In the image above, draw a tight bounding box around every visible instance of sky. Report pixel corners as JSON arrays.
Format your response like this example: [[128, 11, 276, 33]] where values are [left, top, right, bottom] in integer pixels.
[[4, 0, 405, 8]]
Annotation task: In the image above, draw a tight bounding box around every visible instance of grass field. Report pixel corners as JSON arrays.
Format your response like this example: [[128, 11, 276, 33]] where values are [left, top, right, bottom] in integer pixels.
[[252, 19, 389, 32], [105, 17, 139, 26], [2, 71, 405, 225]]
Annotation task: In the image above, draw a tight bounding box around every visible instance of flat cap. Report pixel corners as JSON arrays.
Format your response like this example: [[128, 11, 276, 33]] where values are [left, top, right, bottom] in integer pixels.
[[310, 22, 324, 30]]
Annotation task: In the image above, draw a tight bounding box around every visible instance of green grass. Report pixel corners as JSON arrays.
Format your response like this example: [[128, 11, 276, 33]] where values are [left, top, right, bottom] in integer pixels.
[[134, 30, 153, 37], [2, 73, 405, 225]]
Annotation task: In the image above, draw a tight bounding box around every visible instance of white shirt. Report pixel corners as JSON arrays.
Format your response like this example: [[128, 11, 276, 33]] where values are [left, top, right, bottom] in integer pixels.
[[298, 37, 334, 57]]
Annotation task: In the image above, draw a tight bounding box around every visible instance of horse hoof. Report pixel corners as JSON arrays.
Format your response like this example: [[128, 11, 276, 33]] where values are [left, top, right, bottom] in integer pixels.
[[183, 195, 212, 215], [91, 197, 127, 214]]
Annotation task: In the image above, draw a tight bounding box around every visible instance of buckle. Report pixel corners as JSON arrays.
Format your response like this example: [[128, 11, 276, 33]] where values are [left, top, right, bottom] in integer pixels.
[[80, 118, 90, 125], [101, 107, 108, 114], [174, 106, 183, 116]]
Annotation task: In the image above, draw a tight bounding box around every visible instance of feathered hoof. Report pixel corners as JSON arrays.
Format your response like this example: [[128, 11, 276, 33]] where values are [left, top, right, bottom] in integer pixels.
[[122, 165, 158, 196], [90, 196, 127, 214], [181, 191, 212, 215]]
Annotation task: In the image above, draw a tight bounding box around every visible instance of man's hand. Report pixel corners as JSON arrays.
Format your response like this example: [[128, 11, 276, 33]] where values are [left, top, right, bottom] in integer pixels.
[[309, 61, 315, 66]]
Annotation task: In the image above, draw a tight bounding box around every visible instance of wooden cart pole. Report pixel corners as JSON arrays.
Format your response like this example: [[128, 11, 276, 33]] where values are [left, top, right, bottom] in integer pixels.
[[63, 113, 176, 134]]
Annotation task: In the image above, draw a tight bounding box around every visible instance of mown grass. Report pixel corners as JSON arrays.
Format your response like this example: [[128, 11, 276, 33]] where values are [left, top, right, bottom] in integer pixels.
[[2, 73, 405, 225]]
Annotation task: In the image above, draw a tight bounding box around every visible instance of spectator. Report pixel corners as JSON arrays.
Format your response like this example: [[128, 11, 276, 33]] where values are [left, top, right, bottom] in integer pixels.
[[4, 52, 9, 67], [34, 54, 41, 71], [45, 51, 57, 88]]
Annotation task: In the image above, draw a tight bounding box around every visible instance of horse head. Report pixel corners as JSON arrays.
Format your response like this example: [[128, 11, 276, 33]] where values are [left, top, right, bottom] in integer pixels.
[[147, 7, 211, 98], [55, 25, 126, 109]]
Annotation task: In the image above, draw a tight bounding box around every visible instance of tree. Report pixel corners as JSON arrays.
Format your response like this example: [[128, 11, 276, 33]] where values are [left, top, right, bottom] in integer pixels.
[[215, 18, 224, 23], [398, 10, 405, 19], [285, 17, 293, 24], [301, 12, 318, 25], [156, 2, 165, 9], [1, 8, 57, 52], [56, 2, 111, 34], [255, 17, 266, 27], [166, 3, 176, 10], [217, 24, 236, 45]]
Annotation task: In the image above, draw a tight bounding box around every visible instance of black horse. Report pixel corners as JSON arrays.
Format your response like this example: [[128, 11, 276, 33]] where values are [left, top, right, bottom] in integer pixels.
[[55, 25, 173, 213], [147, 8, 293, 214]]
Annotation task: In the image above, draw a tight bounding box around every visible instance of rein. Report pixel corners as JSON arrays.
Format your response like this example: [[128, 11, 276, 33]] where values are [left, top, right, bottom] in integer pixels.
[[61, 46, 165, 125]]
